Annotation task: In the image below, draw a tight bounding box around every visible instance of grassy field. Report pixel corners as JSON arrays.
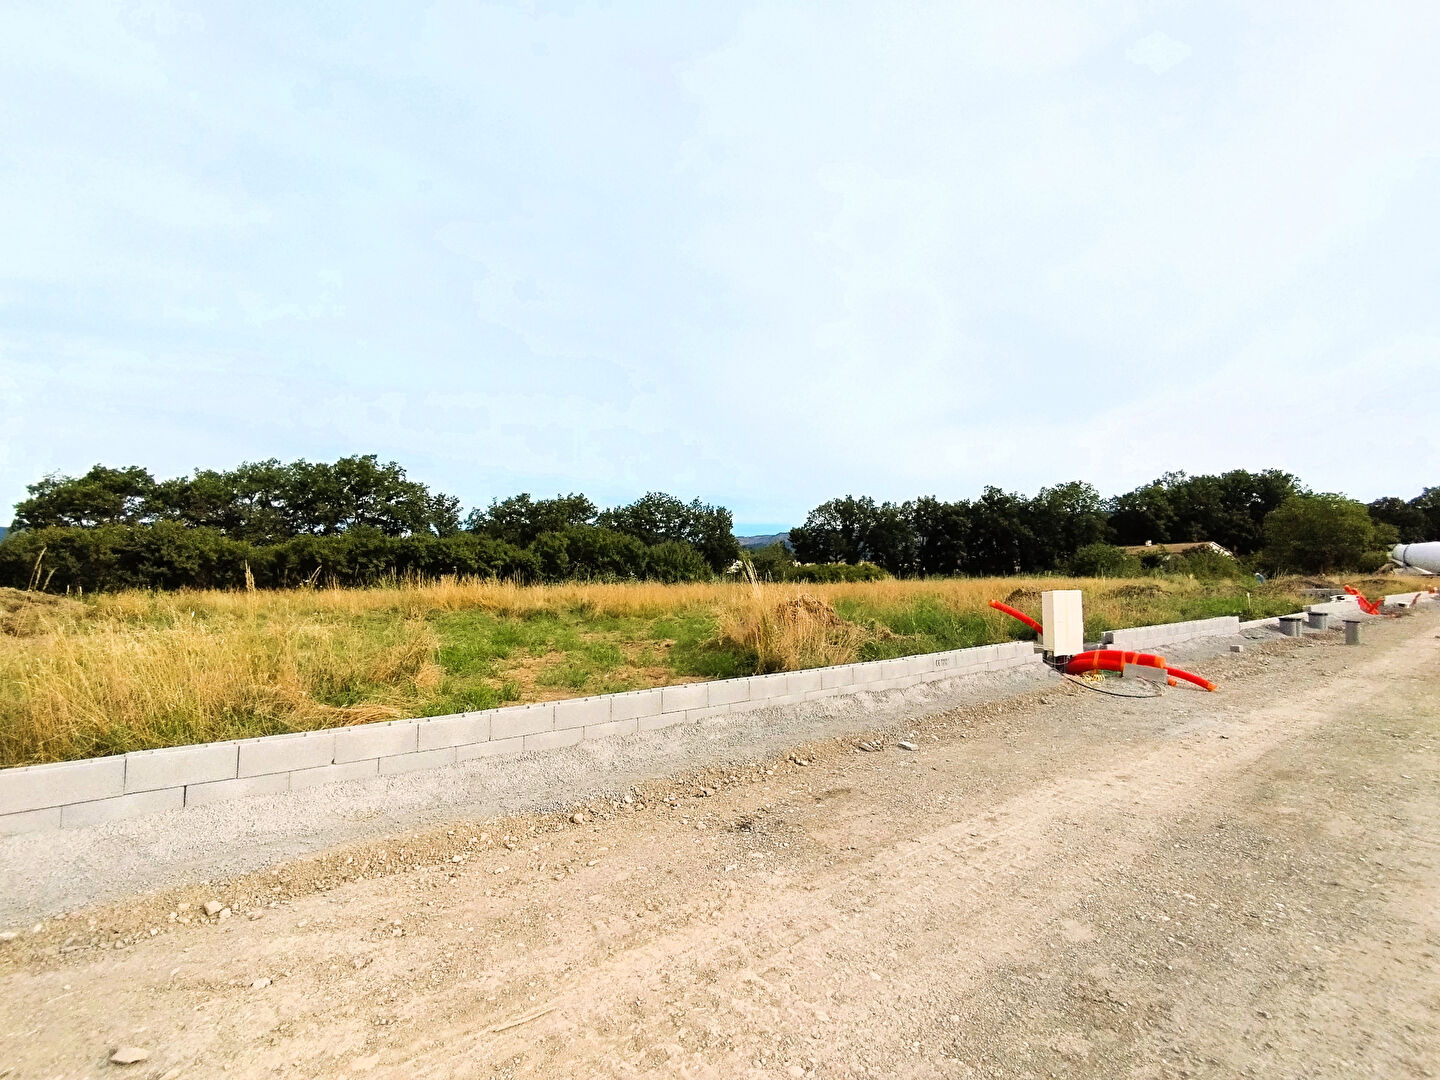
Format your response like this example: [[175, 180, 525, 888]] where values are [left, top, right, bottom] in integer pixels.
[[0, 575, 1337, 767]]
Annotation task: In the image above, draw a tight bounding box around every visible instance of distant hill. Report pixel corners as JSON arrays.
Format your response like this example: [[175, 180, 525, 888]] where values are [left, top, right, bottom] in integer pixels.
[[736, 532, 791, 551], [0, 526, 7, 542]]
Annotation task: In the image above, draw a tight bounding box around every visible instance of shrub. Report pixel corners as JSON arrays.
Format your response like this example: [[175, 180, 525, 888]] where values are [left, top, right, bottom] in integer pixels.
[[1167, 547, 1243, 580], [1068, 543, 1140, 577], [785, 562, 890, 583], [747, 542, 796, 581], [645, 541, 712, 583], [1354, 550, 1390, 574]]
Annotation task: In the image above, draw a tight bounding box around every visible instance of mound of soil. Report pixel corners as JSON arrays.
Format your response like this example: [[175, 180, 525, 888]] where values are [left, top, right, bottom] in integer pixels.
[[0, 587, 86, 636], [775, 594, 848, 626], [1004, 587, 1040, 604]]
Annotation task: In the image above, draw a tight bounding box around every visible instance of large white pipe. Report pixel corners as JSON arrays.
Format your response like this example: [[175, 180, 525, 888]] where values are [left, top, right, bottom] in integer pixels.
[[1392, 542, 1440, 574]]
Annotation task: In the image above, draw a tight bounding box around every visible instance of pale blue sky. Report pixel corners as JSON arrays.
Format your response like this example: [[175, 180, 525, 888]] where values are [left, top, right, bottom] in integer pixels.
[[2, 1, 1437, 532]]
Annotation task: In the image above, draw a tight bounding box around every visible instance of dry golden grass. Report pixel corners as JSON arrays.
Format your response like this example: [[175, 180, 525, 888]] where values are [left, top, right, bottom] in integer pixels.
[[0, 574, 1314, 766], [71, 574, 1209, 622]]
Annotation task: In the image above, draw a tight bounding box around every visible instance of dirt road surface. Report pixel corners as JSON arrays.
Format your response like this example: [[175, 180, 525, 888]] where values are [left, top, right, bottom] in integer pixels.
[[2, 613, 1437, 1078]]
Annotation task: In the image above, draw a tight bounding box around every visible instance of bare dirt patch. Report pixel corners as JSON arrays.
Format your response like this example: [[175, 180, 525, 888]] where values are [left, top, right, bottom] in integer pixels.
[[1, 614, 1436, 1078]]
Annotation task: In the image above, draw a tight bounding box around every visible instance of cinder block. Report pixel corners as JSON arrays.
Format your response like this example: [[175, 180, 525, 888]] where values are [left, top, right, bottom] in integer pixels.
[[0, 806, 62, 835], [706, 678, 750, 706], [289, 759, 379, 790], [583, 718, 638, 741], [489, 703, 555, 741], [748, 674, 790, 700], [553, 696, 609, 730], [379, 747, 457, 776], [880, 658, 910, 679], [523, 728, 582, 752], [848, 662, 884, 684], [0, 755, 125, 815], [456, 736, 524, 761], [125, 742, 237, 793], [62, 787, 183, 828], [684, 704, 732, 724], [786, 669, 824, 694], [185, 772, 290, 807], [609, 688, 663, 722], [417, 712, 489, 751], [805, 687, 843, 701], [660, 683, 708, 713], [239, 730, 336, 777], [820, 665, 856, 689], [639, 711, 690, 732], [333, 721, 418, 764]]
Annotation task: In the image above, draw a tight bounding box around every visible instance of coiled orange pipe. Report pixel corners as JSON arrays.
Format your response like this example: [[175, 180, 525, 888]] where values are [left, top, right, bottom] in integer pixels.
[[1067, 649, 1165, 670], [1065, 649, 1216, 691]]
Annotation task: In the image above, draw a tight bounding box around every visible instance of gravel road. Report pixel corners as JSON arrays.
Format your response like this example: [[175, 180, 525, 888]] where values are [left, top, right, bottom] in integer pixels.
[[1, 612, 1436, 1078]]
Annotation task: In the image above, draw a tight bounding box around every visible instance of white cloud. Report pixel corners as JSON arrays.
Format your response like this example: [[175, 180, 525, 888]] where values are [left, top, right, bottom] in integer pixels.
[[1126, 30, 1192, 74], [0, 1, 1437, 521]]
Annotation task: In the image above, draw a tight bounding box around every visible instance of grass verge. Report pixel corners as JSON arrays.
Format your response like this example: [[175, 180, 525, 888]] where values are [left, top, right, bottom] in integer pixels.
[[0, 575, 1324, 766]]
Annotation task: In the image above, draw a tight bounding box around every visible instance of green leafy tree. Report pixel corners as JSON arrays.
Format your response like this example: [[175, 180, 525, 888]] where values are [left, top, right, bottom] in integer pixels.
[[468, 493, 597, 547], [907, 496, 969, 577], [117, 455, 456, 542], [1400, 488, 1439, 542], [965, 487, 1033, 576], [598, 493, 739, 572], [1107, 470, 1300, 555], [1105, 478, 1177, 548], [1367, 497, 1428, 543], [1024, 482, 1107, 570], [13, 465, 157, 529], [1262, 495, 1397, 573], [863, 501, 916, 576], [789, 497, 875, 565]]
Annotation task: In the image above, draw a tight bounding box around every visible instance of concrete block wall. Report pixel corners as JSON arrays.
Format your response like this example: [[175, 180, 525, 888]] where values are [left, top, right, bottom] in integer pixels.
[[0, 638, 1047, 834], [1101, 615, 1239, 652]]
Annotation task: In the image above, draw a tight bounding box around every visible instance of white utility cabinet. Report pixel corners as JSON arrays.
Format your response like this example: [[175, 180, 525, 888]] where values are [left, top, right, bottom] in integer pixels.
[[1041, 590, 1084, 657]]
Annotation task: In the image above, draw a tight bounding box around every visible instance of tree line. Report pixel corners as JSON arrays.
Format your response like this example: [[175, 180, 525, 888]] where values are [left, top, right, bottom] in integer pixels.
[[779, 470, 1436, 578], [1, 457, 739, 591], [1, 458, 1434, 591]]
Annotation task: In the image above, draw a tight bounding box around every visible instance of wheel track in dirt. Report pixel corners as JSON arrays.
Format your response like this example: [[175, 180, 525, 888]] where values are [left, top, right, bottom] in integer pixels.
[[425, 625, 1430, 1077]]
